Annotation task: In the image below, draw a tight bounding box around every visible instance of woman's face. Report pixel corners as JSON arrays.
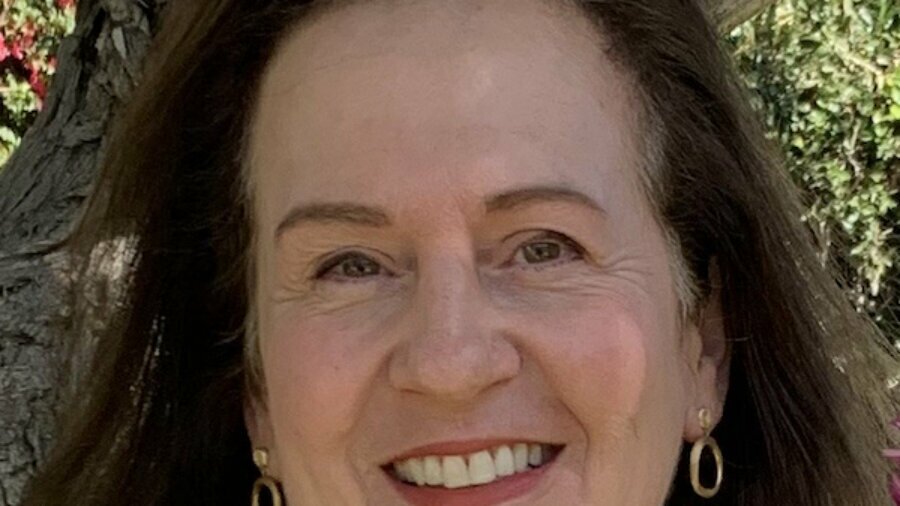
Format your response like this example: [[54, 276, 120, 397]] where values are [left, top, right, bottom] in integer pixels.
[[246, 1, 727, 505]]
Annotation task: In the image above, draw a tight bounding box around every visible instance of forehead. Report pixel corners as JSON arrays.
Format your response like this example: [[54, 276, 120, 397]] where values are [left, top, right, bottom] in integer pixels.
[[248, 0, 644, 232]]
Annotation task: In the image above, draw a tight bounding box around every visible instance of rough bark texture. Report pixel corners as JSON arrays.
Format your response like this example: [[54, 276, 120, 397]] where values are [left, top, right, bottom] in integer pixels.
[[0, 1, 161, 504], [707, 0, 777, 32], [0, 0, 770, 504]]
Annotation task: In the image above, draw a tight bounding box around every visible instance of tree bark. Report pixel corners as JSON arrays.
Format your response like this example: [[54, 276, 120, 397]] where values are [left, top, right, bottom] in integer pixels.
[[0, 1, 161, 504], [0, 0, 773, 504], [707, 0, 778, 33]]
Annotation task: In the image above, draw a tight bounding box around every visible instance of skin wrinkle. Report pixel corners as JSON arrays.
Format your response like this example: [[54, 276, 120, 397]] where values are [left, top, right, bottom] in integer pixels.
[[244, 1, 728, 504], [274, 241, 406, 312], [277, 201, 618, 314], [18, 1, 892, 504], [239, 0, 699, 398]]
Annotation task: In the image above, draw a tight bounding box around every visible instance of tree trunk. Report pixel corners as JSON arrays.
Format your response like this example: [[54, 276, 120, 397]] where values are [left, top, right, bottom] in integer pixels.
[[0, 1, 162, 504], [707, 0, 778, 32], [0, 0, 773, 504]]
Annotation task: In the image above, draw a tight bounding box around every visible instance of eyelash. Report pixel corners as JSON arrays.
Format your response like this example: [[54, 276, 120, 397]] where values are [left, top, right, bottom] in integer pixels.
[[313, 250, 385, 282], [312, 231, 585, 282], [503, 231, 585, 269]]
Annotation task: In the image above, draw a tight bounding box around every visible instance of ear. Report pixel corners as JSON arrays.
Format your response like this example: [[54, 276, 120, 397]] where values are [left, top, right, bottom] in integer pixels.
[[682, 258, 731, 440], [244, 392, 277, 464]]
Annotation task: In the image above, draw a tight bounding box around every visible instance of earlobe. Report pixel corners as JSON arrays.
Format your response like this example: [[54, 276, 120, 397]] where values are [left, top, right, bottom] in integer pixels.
[[243, 394, 274, 450], [683, 258, 731, 440]]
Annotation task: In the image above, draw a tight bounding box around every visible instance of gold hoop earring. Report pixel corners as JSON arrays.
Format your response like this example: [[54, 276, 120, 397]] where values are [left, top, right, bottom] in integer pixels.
[[690, 408, 723, 498], [251, 448, 284, 506]]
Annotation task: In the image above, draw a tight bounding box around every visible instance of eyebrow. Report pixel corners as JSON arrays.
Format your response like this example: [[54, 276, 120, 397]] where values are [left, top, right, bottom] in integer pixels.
[[274, 184, 605, 240]]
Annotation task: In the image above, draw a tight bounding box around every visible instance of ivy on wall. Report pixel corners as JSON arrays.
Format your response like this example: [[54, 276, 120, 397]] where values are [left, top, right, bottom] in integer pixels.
[[728, 0, 899, 334]]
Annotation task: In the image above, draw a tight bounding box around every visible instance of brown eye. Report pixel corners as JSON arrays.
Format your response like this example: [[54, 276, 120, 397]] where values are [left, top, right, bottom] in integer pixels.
[[512, 231, 584, 267], [315, 252, 382, 280], [521, 241, 561, 263]]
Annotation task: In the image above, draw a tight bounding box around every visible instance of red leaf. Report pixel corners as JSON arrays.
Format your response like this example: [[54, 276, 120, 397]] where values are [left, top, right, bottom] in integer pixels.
[[20, 35, 34, 53], [10, 41, 22, 60], [28, 72, 47, 100]]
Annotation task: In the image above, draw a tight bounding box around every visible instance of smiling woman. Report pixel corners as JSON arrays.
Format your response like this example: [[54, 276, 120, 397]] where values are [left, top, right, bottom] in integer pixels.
[[20, 1, 899, 505]]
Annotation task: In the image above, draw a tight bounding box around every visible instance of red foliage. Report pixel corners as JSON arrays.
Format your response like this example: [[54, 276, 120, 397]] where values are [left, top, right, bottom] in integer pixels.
[[0, 0, 76, 108]]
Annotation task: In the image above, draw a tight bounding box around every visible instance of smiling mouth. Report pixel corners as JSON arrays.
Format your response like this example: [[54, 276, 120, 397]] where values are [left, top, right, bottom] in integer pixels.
[[384, 442, 564, 489]]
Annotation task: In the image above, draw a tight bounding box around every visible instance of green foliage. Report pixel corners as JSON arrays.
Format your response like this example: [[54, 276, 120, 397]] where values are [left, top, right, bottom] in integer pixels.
[[0, 0, 76, 166], [728, 0, 899, 332]]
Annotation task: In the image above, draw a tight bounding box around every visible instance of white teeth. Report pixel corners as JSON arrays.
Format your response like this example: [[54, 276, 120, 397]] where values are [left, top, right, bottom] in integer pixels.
[[391, 442, 558, 489], [493, 445, 515, 477], [423, 456, 442, 486], [467, 450, 497, 485], [407, 457, 426, 486], [442, 455, 470, 488], [528, 444, 543, 467], [396, 460, 412, 482], [513, 443, 529, 472]]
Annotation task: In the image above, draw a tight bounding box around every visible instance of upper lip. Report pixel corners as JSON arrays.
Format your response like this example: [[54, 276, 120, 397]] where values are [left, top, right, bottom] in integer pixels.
[[382, 437, 562, 465]]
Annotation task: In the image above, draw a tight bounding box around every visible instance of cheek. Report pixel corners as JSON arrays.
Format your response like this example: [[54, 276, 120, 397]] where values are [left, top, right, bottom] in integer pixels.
[[526, 297, 682, 445], [527, 299, 686, 502], [261, 310, 386, 457], [541, 308, 648, 428]]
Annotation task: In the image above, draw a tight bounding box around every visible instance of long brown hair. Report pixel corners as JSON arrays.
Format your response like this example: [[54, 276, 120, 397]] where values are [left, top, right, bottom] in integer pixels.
[[23, 0, 899, 504]]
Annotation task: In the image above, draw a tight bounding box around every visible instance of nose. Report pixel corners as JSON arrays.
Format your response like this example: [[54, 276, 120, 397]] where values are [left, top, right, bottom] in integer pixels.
[[388, 250, 521, 402]]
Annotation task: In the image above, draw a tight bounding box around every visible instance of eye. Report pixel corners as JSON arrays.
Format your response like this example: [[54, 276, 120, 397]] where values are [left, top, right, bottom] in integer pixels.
[[313, 252, 384, 281], [509, 231, 585, 267]]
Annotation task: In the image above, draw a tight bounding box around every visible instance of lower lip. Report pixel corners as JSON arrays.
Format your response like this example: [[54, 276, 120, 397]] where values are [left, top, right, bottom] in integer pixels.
[[387, 455, 557, 506]]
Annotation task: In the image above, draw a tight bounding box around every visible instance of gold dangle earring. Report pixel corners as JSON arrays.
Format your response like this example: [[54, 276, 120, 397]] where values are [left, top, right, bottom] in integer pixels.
[[690, 407, 723, 498], [251, 448, 284, 506]]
